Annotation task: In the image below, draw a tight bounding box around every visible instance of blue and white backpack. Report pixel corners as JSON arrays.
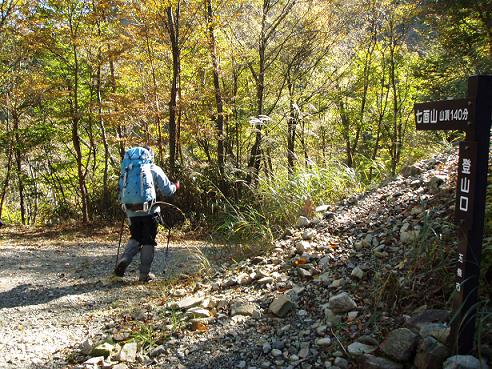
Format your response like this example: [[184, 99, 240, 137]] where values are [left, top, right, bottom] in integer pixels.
[[119, 147, 156, 212]]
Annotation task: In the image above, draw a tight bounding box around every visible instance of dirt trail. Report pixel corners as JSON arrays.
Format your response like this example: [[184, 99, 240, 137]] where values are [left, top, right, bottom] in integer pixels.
[[0, 225, 214, 369]]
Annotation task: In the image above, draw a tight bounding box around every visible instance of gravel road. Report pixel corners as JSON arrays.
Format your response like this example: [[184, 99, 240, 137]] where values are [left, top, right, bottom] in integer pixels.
[[0, 225, 212, 369]]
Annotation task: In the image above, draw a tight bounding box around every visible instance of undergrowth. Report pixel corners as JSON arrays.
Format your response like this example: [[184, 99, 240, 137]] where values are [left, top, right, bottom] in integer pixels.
[[212, 162, 363, 247]]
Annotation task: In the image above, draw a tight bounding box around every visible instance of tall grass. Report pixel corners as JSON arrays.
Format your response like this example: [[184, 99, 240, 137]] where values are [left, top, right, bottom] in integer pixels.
[[214, 161, 362, 245]]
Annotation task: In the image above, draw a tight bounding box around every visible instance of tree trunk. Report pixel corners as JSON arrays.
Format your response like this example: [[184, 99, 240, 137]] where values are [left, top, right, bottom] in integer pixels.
[[0, 108, 13, 219], [68, 22, 90, 222], [287, 78, 297, 176], [338, 100, 353, 168], [109, 55, 125, 159], [206, 0, 226, 191], [166, 4, 181, 178], [12, 111, 26, 224]]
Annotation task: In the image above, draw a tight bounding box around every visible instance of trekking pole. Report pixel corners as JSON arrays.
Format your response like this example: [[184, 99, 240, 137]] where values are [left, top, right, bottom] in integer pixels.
[[149, 201, 186, 275], [163, 227, 172, 274], [115, 215, 126, 269]]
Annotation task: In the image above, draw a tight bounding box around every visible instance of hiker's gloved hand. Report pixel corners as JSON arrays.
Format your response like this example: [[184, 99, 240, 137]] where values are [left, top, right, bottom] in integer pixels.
[[175, 181, 181, 191]]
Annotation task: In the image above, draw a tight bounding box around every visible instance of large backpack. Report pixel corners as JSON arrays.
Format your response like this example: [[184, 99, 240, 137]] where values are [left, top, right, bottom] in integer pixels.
[[119, 147, 156, 211]]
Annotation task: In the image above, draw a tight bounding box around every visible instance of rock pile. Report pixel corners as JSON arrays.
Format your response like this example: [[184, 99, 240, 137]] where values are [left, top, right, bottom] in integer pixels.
[[73, 152, 491, 369]]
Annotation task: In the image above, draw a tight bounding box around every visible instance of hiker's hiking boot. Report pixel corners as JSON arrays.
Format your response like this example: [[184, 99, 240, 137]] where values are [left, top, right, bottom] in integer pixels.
[[139, 272, 156, 282], [114, 259, 129, 277]]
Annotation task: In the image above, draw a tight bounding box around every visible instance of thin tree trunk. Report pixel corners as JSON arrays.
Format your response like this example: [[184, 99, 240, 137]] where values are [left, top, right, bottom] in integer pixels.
[[109, 55, 125, 159], [68, 12, 89, 222], [166, 4, 181, 178], [144, 25, 164, 164], [206, 0, 226, 191], [12, 111, 26, 224], [0, 108, 13, 219]]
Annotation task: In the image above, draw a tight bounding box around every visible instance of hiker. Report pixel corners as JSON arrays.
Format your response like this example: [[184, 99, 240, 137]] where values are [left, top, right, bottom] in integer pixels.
[[114, 146, 180, 282]]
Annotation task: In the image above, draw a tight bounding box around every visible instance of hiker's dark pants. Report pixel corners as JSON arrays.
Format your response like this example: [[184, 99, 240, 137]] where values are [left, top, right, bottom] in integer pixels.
[[120, 214, 158, 276]]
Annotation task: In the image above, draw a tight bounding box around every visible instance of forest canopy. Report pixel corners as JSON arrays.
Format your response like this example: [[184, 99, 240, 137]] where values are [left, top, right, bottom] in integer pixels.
[[0, 0, 491, 235]]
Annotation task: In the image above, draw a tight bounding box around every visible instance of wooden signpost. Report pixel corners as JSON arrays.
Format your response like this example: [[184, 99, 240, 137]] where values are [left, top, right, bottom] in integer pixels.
[[414, 75, 492, 354]]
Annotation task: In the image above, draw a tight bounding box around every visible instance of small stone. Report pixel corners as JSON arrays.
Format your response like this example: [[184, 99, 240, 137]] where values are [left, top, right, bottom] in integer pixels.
[[238, 273, 253, 285], [428, 175, 447, 192], [271, 349, 283, 357], [91, 342, 113, 357], [113, 330, 131, 341], [231, 302, 260, 318], [269, 295, 296, 318], [347, 342, 377, 356], [172, 296, 204, 310], [149, 345, 166, 358], [334, 357, 349, 369], [328, 292, 357, 313], [295, 240, 312, 253], [257, 276, 274, 285], [400, 223, 420, 243], [186, 307, 211, 318], [401, 165, 422, 177], [84, 357, 104, 365], [262, 343, 272, 354], [316, 337, 332, 349], [329, 279, 345, 288], [347, 311, 358, 321], [303, 229, 317, 240], [298, 346, 310, 358], [297, 216, 310, 227], [112, 364, 129, 369], [298, 268, 313, 278], [118, 342, 138, 363], [324, 308, 340, 326], [79, 338, 93, 355], [351, 267, 365, 279]]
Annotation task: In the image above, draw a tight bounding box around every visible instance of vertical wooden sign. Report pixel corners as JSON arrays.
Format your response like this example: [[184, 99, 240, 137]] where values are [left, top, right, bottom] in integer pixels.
[[415, 75, 492, 355]]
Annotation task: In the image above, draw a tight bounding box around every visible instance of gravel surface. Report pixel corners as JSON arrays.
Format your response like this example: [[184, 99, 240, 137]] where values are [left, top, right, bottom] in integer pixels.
[[0, 226, 212, 369]]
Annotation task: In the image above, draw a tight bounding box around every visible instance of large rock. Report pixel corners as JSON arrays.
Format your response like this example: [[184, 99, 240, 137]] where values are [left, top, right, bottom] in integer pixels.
[[360, 355, 403, 369], [269, 294, 296, 317], [414, 336, 449, 369], [328, 292, 357, 313], [418, 322, 450, 344], [379, 328, 419, 362], [407, 309, 449, 329], [443, 355, 488, 369]]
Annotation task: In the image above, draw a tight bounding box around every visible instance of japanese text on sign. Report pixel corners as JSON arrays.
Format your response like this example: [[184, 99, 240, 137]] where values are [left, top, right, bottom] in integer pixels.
[[414, 99, 474, 131], [455, 142, 477, 229]]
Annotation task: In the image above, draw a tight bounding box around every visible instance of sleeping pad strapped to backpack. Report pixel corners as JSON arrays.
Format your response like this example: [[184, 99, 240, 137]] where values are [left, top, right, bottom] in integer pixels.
[[119, 147, 156, 212]]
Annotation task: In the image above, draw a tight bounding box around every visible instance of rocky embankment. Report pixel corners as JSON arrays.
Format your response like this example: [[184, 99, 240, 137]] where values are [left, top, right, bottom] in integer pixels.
[[73, 151, 491, 369]]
